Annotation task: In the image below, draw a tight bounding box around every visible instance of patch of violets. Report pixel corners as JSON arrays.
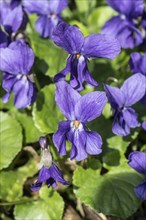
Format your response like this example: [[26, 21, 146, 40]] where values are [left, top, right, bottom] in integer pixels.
[[128, 151, 146, 201], [31, 137, 69, 191], [23, 0, 68, 38], [0, 0, 145, 197], [129, 52, 146, 105], [0, 40, 36, 108], [102, 0, 144, 49], [53, 81, 107, 161], [104, 74, 146, 136], [52, 22, 121, 91]]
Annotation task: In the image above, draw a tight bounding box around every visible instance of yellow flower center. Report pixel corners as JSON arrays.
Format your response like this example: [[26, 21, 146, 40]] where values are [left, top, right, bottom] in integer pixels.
[[75, 53, 81, 59], [73, 120, 80, 128]]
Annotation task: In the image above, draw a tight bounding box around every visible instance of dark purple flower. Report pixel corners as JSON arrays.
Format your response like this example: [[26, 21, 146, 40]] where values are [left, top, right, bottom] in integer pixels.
[[52, 22, 121, 91], [0, 0, 27, 35], [31, 136, 69, 191], [102, 0, 144, 48], [104, 74, 146, 136], [0, 40, 36, 108], [53, 81, 107, 161], [0, 29, 9, 48], [142, 121, 146, 131], [23, 0, 68, 38], [129, 52, 146, 105], [128, 151, 146, 201]]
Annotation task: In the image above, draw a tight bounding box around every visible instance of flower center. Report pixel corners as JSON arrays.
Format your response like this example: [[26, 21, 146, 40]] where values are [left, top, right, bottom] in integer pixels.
[[75, 53, 81, 59], [73, 120, 80, 128]]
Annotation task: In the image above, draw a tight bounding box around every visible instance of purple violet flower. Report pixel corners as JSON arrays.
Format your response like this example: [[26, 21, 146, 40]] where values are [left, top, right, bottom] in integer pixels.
[[0, 29, 9, 48], [31, 136, 69, 191], [52, 22, 121, 91], [0, 0, 27, 36], [53, 81, 107, 161], [102, 0, 144, 49], [0, 40, 36, 108], [23, 0, 68, 38], [128, 151, 146, 201], [104, 73, 146, 136], [142, 121, 146, 131], [129, 52, 146, 105]]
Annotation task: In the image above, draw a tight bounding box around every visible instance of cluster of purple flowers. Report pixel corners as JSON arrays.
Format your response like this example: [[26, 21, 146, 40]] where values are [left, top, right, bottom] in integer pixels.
[[0, 0, 146, 199]]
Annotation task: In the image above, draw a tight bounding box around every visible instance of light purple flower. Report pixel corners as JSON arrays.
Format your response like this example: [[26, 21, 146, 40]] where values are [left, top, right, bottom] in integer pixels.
[[52, 22, 121, 91], [0, 0, 27, 35], [102, 0, 144, 48], [53, 81, 107, 161], [31, 136, 69, 191], [23, 0, 68, 38], [129, 52, 146, 105], [128, 151, 146, 201], [104, 74, 146, 136], [0, 40, 36, 108]]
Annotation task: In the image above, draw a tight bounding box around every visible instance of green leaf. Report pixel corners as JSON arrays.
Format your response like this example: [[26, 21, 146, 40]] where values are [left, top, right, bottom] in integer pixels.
[[87, 6, 116, 33], [107, 136, 130, 153], [0, 160, 38, 201], [0, 112, 22, 170], [14, 110, 42, 144], [75, 0, 96, 13], [73, 165, 143, 218], [14, 187, 64, 220], [33, 84, 64, 134]]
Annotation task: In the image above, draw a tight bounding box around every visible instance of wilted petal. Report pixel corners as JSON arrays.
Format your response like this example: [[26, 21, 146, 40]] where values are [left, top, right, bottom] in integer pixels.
[[121, 74, 146, 106], [85, 131, 102, 155], [82, 33, 121, 59], [52, 22, 84, 54], [128, 151, 146, 174], [53, 121, 70, 155], [129, 52, 146, 75], [50, 162, 69, 185], [107, 0, 144, 18], [31, 166, 50, 192], [75, 91, 107, 123], [134, 179, 146, 201], [49, 0, 68, 14], [68, 129, 87, 161], [104, 84, 125, 109], [112, 111, 130, 136], [55, 81, 81, 120], [3, 5, 23, 34]]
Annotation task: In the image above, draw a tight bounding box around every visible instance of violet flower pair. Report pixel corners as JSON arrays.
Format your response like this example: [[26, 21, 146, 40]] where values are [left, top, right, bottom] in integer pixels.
[[52, 22, 121, 91], [102, 0, 144, 48], [0, 40, 36, 108], [128, 151, 146, 201], [104, 73, 146, 136], [23, 0, 68, 38], [53, 81, 107, 161], [31, 137, 69, 191]]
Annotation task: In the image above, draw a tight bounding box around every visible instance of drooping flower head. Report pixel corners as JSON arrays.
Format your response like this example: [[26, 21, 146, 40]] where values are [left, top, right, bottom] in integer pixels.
[[0, 40, 36, 108], [53, 81, 107, 161], [102, 0, 144, 48], [0, 0, 28, 36], [129, 52, 146, 105], [31, 136, 69, 191], [128, 151, 146, 201], [104, 74, 146, 136], [23, 0, 68, 38], [52, 22, 121, 91]]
